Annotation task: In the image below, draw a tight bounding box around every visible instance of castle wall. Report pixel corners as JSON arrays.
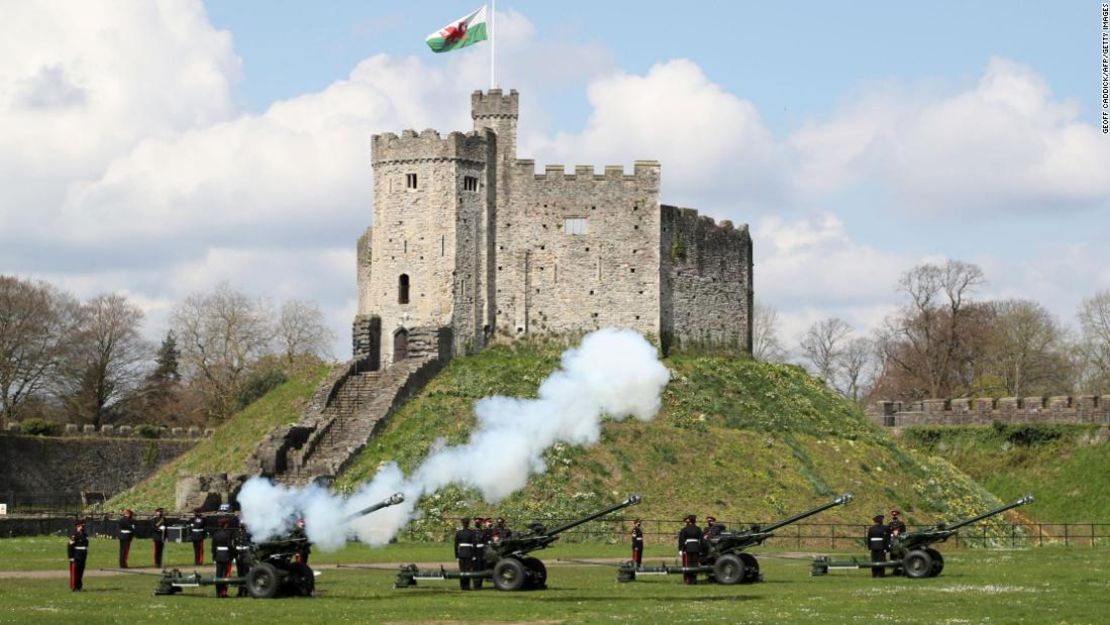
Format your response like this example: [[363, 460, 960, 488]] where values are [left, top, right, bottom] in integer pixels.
[[368, 129, 490, 363], [495, 160, 662, 339], [871, 396, 1110, 427], [660, 206, 753, 352]]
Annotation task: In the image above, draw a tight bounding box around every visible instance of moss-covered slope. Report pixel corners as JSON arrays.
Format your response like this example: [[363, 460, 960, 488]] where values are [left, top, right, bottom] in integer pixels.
[[900, 423, 1110, 523], [107, 365, 329, 511], [336, 345, 1007, 538]]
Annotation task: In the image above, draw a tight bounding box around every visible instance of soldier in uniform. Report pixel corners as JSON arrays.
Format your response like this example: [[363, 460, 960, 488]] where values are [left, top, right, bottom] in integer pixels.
[[151, 508, 167, 568], [67, 519, 90, 591], [888, 509, 907, 538], [189, 508, 206, 565], [866, 514, 890, 578], [471, 518, 488, 590], [117, 508, 135, 568], [235, 521, 253, 597], [291, 518, 311, 565], [210, 518, 235, 598], [454, 517, 476, 591], [704, 515, 726, 539], [495, 517, 513, 540], [631, 519, 644, 567], [678, 514, 703, 585]]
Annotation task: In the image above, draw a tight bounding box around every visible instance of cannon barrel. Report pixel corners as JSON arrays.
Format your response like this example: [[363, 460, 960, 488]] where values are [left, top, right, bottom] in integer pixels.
[[543, 494, 642, 537], [938, 494, 1033, 532], [345, 492, 405, 522], [760, 493, 853, 534]]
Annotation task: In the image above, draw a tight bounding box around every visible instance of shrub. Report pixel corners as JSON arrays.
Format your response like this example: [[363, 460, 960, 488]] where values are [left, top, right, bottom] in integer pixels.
[[236, 368, 288, 409], [20, 418, 59, 436], [135, 424, 162, 439]]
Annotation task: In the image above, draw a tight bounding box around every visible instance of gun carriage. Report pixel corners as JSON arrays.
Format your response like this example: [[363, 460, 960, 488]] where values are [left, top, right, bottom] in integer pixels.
[[395, 494, 641, 591], [811, 495, 1034, 579], [618, 493, 852, 584], [154, 493, 405, 598]]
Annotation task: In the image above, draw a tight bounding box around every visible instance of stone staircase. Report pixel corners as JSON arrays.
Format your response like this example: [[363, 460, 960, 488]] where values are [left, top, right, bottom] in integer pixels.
[[249, 326, 451, 487]]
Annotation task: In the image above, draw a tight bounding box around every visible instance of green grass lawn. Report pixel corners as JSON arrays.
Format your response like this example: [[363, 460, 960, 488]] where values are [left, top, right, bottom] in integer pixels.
[[0, 538, 1105, 625]]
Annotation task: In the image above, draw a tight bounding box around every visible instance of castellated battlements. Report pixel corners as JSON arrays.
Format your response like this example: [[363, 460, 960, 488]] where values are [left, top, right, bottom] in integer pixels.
[[513, 160, 661, 182], [371, 128, 492, 165], [870, 396, 1110, 427], [471, 88, 519, 119]]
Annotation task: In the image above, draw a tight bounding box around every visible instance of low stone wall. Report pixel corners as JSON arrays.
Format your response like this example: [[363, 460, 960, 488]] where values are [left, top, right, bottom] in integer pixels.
[[0, 434, 196, 510], [870, 396, 1110, 427], [1, 422, 213, 438]]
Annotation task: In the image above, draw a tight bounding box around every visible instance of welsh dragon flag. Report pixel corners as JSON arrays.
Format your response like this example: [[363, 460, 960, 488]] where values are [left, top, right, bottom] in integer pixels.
[[425, 6, 489, 53]]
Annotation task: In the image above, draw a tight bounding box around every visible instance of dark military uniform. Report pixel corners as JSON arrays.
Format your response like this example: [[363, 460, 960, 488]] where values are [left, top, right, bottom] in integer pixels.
[[454, 519, 476, 590], [867, 515, 890, 577], [472, 518, 488, 590], [704, 516, 726, 540], [235, 524, 253, 597], [888, 511, 907, 538], [211, 524, 235, 597], [118, 511, 135, 568], [495, 518, 513, 540], [67, 523, 89, 591], [190, 512, 206, 565], [631, 521, 644, 567], [678, 516, 703, 585], [151, 509, 167, 568], [291, 521, 311, 565]]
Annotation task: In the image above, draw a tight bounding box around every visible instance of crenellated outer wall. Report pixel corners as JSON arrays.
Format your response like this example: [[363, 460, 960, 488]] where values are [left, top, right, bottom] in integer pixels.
[[871, 396, 1110, 427]]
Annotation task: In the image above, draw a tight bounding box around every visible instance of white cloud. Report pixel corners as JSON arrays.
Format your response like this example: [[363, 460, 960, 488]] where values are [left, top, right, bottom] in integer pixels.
[[789, 58, 1110, 215], [526, 59, 787, 217]]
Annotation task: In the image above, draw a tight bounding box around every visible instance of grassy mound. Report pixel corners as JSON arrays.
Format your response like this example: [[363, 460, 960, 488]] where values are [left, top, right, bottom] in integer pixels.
[[336, 345, 1008, 539], [107, 364, 329, 511], [900, 423, 1110, 522]]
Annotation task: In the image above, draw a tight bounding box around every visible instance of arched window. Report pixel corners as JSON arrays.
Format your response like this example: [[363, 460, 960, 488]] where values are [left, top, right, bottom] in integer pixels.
[[398, 274, 410, 304]]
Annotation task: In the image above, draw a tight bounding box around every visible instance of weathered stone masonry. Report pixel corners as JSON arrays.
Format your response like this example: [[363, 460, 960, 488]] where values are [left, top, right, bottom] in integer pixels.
[[354, 88, 753, 365], [870, 396, 1110, 427]]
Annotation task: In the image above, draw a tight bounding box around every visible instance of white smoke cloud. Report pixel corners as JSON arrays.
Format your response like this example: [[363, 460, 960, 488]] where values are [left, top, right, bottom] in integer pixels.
[[240, 328, 670, 549]]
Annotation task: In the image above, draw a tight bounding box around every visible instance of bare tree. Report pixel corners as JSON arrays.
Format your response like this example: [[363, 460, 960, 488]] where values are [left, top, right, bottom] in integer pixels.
[[877, 260, 986, 398], [751, 301, 788, 363], [277, 299, 335, 365], [837, 337, 876, 400], [983, 299, 1071, 397], [171, 283, 274, 420], [0, 276, 81, 423], [1078, 290, 1110, 392], [799, 317, 852, 382], [59, 294, 151, 426]]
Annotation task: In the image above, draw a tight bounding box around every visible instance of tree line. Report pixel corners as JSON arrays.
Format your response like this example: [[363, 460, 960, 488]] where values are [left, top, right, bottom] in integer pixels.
[[0, 276, 335, 429], [753, 260, 1110, 403]]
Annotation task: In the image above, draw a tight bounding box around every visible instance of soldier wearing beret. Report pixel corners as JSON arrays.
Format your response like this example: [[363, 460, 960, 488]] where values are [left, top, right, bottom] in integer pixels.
[[454, 517, 476, 590], [151, 507, 167, 568]]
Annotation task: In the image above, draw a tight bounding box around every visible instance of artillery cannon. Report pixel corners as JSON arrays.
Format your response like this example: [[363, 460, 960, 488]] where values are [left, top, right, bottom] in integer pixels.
[[395, 494, 642, 591], [811, 494, 1034, 579], [154, 492, 405, 598], [619, 493, 853, 584]]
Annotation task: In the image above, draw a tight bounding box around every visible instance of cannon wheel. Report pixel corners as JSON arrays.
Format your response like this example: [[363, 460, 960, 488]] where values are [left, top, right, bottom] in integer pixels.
[[924, 548, 944, 577], [493, 557, 527, 591], [521, 557, 548, 590], [739, 553, 761, 583], [903, 550, 934, 579], [712, 554, 745, 585], [246, 563, 282, 598], [285, 563, 315, 596]]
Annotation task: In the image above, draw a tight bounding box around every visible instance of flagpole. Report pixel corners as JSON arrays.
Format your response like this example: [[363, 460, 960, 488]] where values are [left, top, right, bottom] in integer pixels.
[[490, 0, 496, 89]]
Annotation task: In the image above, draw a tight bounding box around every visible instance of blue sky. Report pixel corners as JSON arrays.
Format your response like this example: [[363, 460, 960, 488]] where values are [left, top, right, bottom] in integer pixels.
[[2, 1, 1107, 356]]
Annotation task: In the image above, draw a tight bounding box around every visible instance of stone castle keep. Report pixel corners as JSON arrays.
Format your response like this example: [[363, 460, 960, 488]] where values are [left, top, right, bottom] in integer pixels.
[[248, 89, 753, 484], [353, 89, 753, 367]]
